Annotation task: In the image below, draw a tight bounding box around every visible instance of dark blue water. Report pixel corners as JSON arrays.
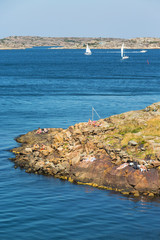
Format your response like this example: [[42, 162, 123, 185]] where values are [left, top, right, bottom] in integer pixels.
[[1, 48, 160, 240]]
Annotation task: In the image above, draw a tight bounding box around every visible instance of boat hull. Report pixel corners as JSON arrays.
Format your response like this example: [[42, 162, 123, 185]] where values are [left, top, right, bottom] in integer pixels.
[[122, 56, 129, 60], [85, 52, 92, 55]]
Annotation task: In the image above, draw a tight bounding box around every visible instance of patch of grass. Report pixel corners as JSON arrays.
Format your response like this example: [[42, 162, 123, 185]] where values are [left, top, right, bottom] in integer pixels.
[[136, 148, 155, 160], [118, 120, 143, 135], [104, 135, 119, 146], [150, 41, 159, 44], [131, 127, 142, 133], [142, 117, 160, 136], [120, 133, 133, 146], [120, 133, 146, 147], [122, 144, 127, 148], [119, 128, 130, 135], [139, 140, 147, 145]]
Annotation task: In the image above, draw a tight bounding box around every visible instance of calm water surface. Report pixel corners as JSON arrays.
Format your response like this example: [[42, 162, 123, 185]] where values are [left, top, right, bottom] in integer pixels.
[[1, 48, 160, 239]]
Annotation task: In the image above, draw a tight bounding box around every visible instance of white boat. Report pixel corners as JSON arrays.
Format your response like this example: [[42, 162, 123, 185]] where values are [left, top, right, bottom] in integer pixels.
[[140, 50, 147, 53], [121, 43, 129, 59], [85, 44, 92, 55]]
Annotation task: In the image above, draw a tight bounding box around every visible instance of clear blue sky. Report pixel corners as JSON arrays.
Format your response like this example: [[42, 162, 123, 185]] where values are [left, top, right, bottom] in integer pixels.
[[0, 0, 160, 39]]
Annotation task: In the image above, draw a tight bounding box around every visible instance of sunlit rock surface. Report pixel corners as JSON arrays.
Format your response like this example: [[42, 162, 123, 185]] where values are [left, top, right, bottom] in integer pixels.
[[11, 102, 160, 197]]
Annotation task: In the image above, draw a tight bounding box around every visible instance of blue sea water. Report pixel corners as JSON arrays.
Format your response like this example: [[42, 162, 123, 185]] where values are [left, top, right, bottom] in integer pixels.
[[1, 48, 160, 240]]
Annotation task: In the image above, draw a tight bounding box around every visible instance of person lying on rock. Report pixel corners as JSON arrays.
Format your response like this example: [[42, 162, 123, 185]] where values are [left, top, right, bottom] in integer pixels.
[[36, 128, 42, 134]]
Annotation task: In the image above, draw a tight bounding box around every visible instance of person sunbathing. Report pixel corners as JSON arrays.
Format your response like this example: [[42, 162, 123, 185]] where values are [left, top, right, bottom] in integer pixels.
[[36, 128, 42, 134], [88, 119, 101, 126]]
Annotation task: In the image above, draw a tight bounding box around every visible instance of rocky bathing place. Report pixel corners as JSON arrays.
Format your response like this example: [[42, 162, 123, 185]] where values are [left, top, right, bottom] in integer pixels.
[[11, 102, 160, 197]]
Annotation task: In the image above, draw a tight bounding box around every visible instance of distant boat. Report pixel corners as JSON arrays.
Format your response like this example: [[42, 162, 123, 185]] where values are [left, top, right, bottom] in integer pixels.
[[140, 50, 147, 53], [85, 44, 92, 55], [121, 43, 129, 60]]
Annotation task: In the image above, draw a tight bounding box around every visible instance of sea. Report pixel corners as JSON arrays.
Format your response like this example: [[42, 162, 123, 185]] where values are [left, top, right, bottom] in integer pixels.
[[1, 48, 160, 240]]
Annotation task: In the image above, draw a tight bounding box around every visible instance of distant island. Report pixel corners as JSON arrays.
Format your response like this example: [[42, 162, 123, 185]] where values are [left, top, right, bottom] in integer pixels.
[[0, 36, 160, 50]]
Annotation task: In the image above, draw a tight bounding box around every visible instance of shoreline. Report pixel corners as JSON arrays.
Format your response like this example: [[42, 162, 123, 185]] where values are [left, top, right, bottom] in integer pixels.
[[11, 102, 160, 198], [1, 47, 160, 50], [1, 36, 160, 50]]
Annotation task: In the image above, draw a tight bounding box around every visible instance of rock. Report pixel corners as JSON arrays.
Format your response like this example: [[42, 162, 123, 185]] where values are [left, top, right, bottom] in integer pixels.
[[40, 150, 49, 156], [11, 101, 160, 197], [34, 161, 45, 170], [143, 192, 148, 196], [57, 146, 63, 152], [25, 147, 32, 153], [119, 151, 128, 158], [134, 192, 140, 197], [74, 144, 83, 151], [151, 161, 160, 167], [97, 142, 104, 149], [114, 159, 122, 165], [141, 147, 145, 151], [54, 133, 64, 143], [60, 162, 70, 174], [66, 151, 81, 165], [114, 149, 121, 153], [148, 193, 154, 197], [71, 153, 81, 165], [135, 169, 159, 192], [126, 168, 143, 187], [33, 151, 39, 157], [65, 130, 72, 138], [46, 146, 53, 153], [74, 129, 82, 135], [85, 141, 96, 154], [128, 140, 138, 146], [121, 191, 130, 195]]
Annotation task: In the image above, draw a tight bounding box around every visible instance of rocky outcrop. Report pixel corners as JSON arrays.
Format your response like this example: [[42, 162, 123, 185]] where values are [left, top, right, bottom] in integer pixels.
[[11, 102, 160, 197]]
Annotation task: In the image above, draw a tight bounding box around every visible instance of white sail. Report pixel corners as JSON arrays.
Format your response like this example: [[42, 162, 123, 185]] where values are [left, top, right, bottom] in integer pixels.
[[85, 44, 92, 55], [121, 43, 129, 59], [121, 43, 124, 58]]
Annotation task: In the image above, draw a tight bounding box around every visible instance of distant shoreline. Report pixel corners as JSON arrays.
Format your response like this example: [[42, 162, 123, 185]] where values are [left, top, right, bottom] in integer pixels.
[[0, 36, 160, 50], [1, 47, 160, 50]]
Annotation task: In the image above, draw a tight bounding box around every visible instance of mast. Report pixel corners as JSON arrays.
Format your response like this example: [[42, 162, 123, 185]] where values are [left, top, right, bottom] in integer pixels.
[[92, 107, 101, 121]]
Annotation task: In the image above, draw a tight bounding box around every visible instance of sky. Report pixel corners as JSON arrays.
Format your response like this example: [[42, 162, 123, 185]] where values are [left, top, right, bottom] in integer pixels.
[[0, 0, 160, 39]]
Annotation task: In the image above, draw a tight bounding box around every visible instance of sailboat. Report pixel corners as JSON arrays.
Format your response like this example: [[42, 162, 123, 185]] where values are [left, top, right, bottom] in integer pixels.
[[121, 43, 129, 60], [85, 44, 92, 55]]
